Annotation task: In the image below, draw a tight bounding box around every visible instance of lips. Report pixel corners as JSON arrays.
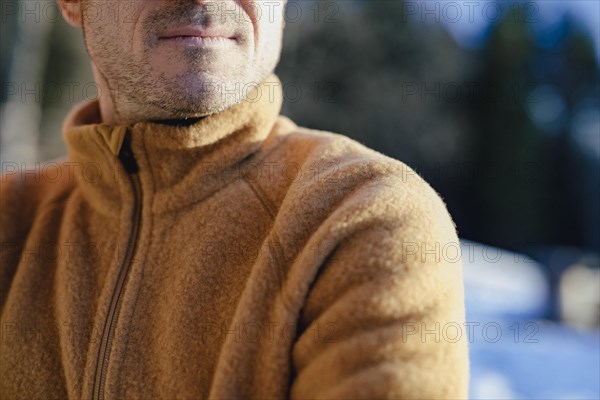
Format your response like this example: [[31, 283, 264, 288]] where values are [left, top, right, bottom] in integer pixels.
[[158, 26, 236, 41]]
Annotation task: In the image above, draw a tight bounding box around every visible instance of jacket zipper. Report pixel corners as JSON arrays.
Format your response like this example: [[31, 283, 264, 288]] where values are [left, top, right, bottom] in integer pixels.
[[91, 131, 143, 400]]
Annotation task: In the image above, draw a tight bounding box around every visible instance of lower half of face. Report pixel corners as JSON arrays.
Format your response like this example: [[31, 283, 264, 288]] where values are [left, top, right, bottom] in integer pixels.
[[82, 0, 284, 121]]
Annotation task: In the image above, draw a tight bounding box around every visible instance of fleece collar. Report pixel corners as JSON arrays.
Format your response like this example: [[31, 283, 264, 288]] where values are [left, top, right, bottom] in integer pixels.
[[62, 73, 284, 217]]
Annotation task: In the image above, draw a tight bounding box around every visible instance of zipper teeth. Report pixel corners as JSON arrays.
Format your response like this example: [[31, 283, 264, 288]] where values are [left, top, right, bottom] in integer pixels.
[[92, 147, 142, 400]]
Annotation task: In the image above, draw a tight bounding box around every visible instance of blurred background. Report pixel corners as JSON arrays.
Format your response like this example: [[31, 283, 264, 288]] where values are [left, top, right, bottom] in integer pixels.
[[1, 0, 599, 398]]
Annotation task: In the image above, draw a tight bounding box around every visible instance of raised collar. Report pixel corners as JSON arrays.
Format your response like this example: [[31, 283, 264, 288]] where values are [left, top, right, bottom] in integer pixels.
[[63, 73, 285, 217]]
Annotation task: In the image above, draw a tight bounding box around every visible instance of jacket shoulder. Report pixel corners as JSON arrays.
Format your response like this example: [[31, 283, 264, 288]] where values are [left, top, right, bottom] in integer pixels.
[[276, 121, 453, 218], [263, 119, 459, 247], [273, 119, 430, 191], [1, 157, 76, 240]]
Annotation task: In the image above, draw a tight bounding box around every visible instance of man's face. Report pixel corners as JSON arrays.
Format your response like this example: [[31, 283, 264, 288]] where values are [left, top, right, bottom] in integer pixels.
[[78, 0, 285, 122]]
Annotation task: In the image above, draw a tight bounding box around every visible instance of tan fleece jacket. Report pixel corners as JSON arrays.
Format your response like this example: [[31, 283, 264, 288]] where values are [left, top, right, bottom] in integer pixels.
[[1, 73, 469, 399]]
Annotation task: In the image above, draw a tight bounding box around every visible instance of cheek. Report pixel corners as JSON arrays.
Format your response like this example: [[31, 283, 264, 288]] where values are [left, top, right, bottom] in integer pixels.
[[83, 2, 145, 55], [238, 0, 259, 20], [250, 2, 285, 49], [120, 2, 146, 54], [238, 0, 261, 38]]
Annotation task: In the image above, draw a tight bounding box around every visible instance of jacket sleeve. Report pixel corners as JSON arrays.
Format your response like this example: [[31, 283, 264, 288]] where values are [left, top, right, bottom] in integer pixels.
[[288, 177, 470, 399]]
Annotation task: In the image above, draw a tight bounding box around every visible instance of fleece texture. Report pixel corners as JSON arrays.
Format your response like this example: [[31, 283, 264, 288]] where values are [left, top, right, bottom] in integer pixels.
[[0, 73, 470, 399]]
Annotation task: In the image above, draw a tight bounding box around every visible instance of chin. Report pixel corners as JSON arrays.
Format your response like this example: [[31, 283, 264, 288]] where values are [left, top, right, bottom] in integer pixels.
[[146, 93, 238, 119], [139, 68, 259, 118]]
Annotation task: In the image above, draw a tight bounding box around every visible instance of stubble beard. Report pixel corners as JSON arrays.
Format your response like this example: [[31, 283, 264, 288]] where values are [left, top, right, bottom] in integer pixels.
[[80, 3, 277, 123]]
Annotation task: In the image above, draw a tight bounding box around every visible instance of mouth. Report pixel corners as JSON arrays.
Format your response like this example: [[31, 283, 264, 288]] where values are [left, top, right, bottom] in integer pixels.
[[158, 26, 237, 47]]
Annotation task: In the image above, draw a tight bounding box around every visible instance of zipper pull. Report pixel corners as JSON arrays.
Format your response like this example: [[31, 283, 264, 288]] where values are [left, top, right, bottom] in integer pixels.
[[118, 131, 139, 174]]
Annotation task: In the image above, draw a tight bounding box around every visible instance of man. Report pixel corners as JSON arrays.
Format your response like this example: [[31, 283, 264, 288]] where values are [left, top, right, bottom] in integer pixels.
[[0, 0, 470, 399]]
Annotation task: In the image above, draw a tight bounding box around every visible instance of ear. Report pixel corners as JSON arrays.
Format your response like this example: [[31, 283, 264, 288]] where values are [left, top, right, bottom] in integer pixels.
[[57, 0, 83, 27]]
